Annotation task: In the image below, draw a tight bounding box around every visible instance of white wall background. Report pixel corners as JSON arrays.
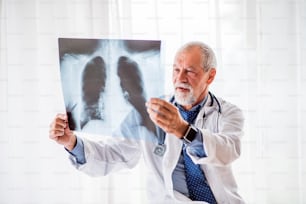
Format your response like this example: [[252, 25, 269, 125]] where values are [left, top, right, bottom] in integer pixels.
[[0, 0, 306, 203]]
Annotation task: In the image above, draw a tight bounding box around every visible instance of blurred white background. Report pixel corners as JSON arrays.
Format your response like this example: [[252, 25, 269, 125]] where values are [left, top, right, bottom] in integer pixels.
[[0, 0, 306, 203]]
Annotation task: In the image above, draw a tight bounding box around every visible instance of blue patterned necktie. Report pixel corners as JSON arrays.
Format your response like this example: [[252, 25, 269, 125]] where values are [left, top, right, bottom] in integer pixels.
[[180, 108, 217, 203]]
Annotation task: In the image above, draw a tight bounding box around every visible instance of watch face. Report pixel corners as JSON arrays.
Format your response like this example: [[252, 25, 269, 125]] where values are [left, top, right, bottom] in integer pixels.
[[184, 125, 198, 143], [154, 144, 166, 156]]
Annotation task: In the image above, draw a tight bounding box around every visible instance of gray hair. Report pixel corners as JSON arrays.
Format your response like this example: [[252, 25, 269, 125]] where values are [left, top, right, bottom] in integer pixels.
[[177, 41, 217, 72]]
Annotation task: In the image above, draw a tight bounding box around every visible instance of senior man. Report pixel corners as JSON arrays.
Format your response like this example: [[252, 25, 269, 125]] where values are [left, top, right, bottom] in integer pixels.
[[49, 41, 245, 204]]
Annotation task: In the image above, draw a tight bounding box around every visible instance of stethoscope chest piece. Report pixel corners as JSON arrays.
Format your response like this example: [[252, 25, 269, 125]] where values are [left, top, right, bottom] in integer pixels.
[[154, 144, 166, 157]]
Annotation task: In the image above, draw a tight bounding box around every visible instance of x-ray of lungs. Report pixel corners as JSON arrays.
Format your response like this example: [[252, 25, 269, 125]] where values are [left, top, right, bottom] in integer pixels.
[[58, 38, 163, 138]]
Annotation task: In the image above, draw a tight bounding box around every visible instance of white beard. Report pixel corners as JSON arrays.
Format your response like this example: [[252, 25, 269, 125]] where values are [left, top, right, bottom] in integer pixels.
[[174, 83, 196, 106]]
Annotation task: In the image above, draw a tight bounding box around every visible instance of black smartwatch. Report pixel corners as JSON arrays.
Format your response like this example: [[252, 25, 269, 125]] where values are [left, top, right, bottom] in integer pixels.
[[183, 124, 198, 144]]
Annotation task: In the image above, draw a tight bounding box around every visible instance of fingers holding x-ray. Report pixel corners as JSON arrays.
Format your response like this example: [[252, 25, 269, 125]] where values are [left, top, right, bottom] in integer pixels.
[[146, 98, 173, 123], [146, 98, 187, 136]]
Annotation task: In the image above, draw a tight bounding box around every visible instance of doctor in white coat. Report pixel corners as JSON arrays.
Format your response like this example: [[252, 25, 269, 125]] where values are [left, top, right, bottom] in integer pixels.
[[49, 41, 245, 204]]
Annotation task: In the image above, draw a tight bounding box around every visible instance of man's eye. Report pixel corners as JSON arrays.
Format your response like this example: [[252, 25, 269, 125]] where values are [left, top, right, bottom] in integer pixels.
[[187, 70, 196, 75]]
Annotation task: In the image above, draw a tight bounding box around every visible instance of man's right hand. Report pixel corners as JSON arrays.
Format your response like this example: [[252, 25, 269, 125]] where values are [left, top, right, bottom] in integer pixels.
[[49, 113, 76, 151]]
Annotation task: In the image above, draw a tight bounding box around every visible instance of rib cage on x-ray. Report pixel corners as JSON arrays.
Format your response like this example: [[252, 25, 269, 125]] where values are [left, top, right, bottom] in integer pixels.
[[58, 38, 163, 137]]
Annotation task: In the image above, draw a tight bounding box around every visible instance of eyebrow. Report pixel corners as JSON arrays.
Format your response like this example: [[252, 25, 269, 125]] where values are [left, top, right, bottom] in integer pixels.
[[173, 64, 195, 68], [185, 66, 196, 70]]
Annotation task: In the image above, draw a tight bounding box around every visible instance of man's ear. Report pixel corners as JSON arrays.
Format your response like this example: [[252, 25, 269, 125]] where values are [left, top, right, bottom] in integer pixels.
[[207, 68, 216, 84]]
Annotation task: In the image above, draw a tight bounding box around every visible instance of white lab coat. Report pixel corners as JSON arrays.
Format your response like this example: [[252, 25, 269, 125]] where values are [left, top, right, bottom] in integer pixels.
[[69, 94, 245, 204]]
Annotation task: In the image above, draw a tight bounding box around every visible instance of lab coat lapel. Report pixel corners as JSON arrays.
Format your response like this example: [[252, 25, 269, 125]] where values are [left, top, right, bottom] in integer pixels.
[[162, 133, 183, 197]]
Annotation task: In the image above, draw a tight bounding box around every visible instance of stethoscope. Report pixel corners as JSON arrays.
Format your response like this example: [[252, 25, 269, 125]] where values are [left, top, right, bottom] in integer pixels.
[[153, 91, 222, 157]]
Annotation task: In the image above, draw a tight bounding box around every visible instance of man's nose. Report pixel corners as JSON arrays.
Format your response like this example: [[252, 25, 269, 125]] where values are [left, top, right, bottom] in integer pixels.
[[176, 70, 187, 82]]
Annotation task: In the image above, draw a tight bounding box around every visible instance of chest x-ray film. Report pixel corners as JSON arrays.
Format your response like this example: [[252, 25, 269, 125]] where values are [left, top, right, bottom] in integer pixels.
[[58, 38, 163, 137]]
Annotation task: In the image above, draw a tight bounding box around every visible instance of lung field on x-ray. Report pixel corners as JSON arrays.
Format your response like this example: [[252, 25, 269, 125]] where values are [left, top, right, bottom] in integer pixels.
[[58, 38, 162, 136], [117, 55, 156, 135], [80, 56, 107, 129]]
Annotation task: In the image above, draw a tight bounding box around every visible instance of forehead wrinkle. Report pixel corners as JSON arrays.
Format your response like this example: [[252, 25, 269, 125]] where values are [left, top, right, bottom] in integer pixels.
[[174, 57, 191, 69]]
